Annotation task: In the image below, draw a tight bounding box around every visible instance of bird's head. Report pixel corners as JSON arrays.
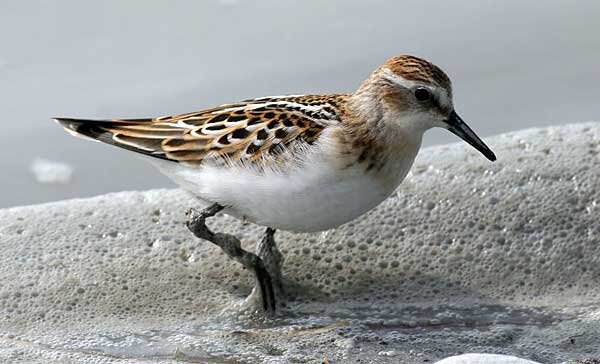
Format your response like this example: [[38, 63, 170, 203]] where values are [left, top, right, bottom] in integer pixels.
[[355, 55, 496, 161]]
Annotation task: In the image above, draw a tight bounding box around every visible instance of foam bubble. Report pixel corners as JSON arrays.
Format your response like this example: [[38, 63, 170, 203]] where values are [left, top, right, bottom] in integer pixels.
[[435, 354, 541, 364]]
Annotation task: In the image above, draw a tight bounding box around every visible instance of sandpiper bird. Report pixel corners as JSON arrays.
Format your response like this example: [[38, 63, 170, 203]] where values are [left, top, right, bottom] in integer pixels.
[[55, 55, 496, 313]]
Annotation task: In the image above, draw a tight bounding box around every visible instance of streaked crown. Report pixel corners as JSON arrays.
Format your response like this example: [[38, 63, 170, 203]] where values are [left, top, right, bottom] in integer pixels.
[[382, 55, 452, 93]]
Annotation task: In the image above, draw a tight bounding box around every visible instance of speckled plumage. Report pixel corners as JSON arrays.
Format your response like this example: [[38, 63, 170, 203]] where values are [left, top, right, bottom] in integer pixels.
[[57, 94, 349, 169]]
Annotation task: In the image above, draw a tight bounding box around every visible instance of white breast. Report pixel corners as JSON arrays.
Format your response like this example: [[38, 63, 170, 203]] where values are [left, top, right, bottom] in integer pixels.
[[151, 141, 420, 232]]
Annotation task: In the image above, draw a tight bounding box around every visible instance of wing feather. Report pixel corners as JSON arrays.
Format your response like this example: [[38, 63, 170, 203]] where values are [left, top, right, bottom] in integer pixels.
[[55, 94, 348, 167]]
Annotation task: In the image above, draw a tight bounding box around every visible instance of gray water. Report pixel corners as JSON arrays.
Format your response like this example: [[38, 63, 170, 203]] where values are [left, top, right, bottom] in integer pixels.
[[1, 0, 599, 208]]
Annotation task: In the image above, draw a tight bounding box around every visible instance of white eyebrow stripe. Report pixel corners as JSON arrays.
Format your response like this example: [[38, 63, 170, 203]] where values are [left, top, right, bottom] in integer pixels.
[[381, 67, 421, 89], [381, 67, 452, 109]]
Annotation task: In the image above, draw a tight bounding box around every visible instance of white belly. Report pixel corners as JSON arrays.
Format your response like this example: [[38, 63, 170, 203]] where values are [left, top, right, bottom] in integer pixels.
[[151, 147, 418, 232]]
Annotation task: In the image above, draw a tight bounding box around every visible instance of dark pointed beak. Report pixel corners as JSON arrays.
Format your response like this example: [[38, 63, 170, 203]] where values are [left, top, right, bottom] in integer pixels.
[[445, 110, 496, 161]]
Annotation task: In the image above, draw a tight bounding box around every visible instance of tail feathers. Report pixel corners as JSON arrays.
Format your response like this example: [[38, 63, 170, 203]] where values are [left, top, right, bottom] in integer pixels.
[[54, 118, 174, 161]]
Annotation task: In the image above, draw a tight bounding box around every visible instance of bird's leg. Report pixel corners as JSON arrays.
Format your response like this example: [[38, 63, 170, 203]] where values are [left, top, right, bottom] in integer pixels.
[[256, 227, 284, 297], [185, 204, 277, 313]]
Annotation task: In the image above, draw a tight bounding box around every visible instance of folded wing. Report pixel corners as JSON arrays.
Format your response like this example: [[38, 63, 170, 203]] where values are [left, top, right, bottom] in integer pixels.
[[55, 95, 347, 167]]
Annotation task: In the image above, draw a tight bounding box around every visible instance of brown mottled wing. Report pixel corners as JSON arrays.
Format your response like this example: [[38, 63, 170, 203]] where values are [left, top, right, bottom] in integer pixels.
[[55, 95, 347, 166]]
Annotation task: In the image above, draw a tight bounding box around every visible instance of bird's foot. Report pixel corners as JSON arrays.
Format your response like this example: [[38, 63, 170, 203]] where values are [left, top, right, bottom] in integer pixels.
[[185, 204, 281, 314]]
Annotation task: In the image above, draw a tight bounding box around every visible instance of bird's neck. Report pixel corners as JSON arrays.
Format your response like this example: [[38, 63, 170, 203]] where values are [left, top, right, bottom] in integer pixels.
[[343, 80, 424, 153], [328, 84, 424, 188]]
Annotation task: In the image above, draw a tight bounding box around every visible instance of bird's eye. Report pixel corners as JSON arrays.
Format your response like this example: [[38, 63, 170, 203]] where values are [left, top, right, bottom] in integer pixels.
[[414, 87, 431, 102]]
